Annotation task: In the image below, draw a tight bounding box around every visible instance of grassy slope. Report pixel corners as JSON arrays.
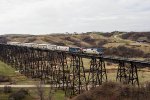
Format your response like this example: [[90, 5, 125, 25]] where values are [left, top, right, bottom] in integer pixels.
[[0, 61, 38, 85], [0, 87, 65, 100], [104, 33, 150, 55], [0, 61, 65, 100], [0, 61, 16, 76]]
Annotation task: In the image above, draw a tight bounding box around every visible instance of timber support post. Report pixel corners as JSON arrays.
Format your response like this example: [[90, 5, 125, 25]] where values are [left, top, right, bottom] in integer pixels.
[[116, 61, 127, 84], [66, 54, 87, 97], [128, 62, 139, 86], [98, 58, 107, 84], [87, 57, 99, 90]]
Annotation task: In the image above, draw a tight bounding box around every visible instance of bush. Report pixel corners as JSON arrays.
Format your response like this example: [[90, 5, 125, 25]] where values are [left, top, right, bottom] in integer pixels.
[[27, 37, 36, 43], [0, 75, 11, 82], [104, 46, 145, 58], [100, 32, 115, 37], [55, 42, 66, 46], [72, 82, 150, 100], [121, 32, 150, 42], [97, 40, 108, 46], [3, 86, 12, 93], [82, 36, 95, 43], [9, 88, 28, 100], [144, 53, 150, 58]]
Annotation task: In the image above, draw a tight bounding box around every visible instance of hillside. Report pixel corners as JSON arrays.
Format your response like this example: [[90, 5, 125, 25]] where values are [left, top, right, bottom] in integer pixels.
[[121, 32, 150, 43], [4, 33, 113, 48], [1, 32, 150, 59]]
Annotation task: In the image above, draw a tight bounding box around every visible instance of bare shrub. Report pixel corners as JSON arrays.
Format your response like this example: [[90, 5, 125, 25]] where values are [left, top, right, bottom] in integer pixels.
[[36, 82, 45, 100], [100, 32, 115, 37], [48, 87, 55, 100], [97, 40, 108, 47], [144, 53, 150, 58], [0, 75, 11, 82], [65, 37, 80, 43], [27, 37, 36, 43], [36, 82, 55, 100], [121, 32, 150, 42], [104, 46, 145, 58], [72, 82, 150, 100], [55, 42, 66, 46], [82, 36, 95, 43], [9, 88, 28, 100], [3, 86, 12, 93]]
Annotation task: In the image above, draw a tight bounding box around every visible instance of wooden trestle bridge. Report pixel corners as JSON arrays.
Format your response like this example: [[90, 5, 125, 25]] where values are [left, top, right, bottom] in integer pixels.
[[0, 43, 150, 97]]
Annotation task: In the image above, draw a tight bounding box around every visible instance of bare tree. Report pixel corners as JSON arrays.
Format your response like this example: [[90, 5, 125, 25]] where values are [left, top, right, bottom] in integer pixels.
[[36, 81, 56, 100], [36, 81, 45, 100], [48, 88, 54, 100]]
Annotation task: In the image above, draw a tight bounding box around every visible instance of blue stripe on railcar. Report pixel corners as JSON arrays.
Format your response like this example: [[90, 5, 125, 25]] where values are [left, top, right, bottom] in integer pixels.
[[97, 48, 103, 54], [97, 48, 103, 52], [69, 47, 81, 53]]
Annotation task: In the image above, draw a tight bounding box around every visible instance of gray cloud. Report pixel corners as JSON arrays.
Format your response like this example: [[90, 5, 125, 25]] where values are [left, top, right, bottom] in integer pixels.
[[0, 0, 150, 34]]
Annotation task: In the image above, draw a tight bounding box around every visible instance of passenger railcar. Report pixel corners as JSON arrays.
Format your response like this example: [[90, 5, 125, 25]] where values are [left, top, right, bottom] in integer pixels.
[[47, 45, 57, 50], [7, 42, 103, 55], [22, 43, 38, 48], [7, 42, 21, 46], [56, 46, 69, 51], [38, 44, 57, 50], [38, 44, 48, 49]]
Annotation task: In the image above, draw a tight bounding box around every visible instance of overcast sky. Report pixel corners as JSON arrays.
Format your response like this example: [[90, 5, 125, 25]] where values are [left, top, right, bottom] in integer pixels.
[[0, 0, 150, 34]]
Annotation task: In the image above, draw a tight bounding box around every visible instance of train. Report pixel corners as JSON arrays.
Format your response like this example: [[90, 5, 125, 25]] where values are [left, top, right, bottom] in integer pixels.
[[7, 42, 103, 55]]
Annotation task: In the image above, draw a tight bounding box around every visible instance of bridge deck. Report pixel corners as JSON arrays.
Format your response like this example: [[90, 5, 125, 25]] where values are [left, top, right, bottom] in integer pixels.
[[0, 43, 150, 67]]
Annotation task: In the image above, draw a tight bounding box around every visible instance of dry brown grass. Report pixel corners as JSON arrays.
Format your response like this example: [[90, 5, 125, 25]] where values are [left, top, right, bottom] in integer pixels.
[[72, 82, 150, 100]]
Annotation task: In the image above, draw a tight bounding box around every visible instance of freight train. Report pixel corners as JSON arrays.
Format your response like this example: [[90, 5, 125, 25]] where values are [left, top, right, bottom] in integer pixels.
[[7, 42, 103, 55]]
